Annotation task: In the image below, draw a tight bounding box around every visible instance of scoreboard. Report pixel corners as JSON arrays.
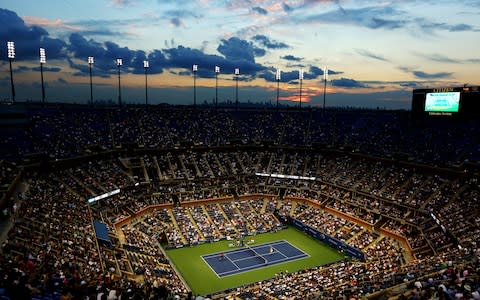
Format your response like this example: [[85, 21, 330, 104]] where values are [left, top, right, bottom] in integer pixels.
[[412, 86, 480, 120]]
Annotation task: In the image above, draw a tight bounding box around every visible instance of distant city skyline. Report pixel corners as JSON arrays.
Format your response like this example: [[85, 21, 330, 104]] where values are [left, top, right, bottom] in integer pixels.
[[1, 0, 479, 108]]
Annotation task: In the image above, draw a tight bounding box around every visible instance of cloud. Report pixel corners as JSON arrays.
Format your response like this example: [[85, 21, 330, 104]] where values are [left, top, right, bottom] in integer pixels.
[[413, 71, 453, 79], [282, 3, 293, 13], [66, 17, 151, 37], [145, 50, 167, 74], [399, 82, 419, 88], [398, 65, 454, 80], [22, 16, 83, 31], [466, 58, 480, 63], [449, 23, 475, 32], [417, 53, 480, 64], [258, 69, 297, 82], [217, 37, 265, 62], [164, 9, 201, 19], [0, 9, 67, 60], [368, 17, 406, 30], [420, 53, 460, 64], [331, 78, 367, 88], [14, 66, 33, 73], [252, 6, 268, 15], [258, 65, 340, 83], [110, 0, 136, 7], [286, 4, 478, 34], [66, 33, 267, 79], [79, 29, 125, 36], [298, 6, 407, 30], [356, 49, 389, 62], [170, 17, 184, 28], [281, 55, 302, 61], [252, 35, 289, 49], [57, 77, 68, 84], [309, 65, 341, 77], [164, 44, 265, 78], [31, 66, 62, 72], [415, 18, 479, 33], [67, 33, 156, 77]]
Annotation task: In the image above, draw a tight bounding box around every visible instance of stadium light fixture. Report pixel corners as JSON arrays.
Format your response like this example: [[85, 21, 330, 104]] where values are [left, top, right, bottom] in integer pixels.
[[323, 66, 328, 112], [193, 64, 198, 106], [88, 56, 94, 105], [215, 66, 220, 108], [116, 58, 123, 106], [299, 68, 304, 109], [7, 41, 15, 102], [235, 68, 240, 110], [39, 48, 46, 105], [144, 60, 149, 106], [39, 48, 46, 64], [276, 69, 281, 108], [7, 41, 15, 59]]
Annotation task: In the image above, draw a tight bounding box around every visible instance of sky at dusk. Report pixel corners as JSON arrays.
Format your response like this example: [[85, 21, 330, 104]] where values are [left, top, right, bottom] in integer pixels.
[[0, 0, 479, 108]]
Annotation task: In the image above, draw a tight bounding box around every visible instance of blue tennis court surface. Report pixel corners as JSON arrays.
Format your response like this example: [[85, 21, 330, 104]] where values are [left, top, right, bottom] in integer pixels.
[[202, 240, 309, 277]]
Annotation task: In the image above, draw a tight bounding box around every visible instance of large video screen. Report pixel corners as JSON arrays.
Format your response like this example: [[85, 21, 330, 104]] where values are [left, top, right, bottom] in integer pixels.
[[425, 92, 460, 112]]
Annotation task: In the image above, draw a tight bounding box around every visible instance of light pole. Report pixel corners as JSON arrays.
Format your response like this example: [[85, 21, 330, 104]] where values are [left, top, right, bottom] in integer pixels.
[[299, 68, 304, 109], [276, 68, 281, 108], [116, 58, 123, 106], [7, 41, 15, 102], [215, 66, 220, 108], [323, 66, 328, 112], [235, 68, 239, 110], [39, 48, 46, 105], [193, 64, 198, 106], [144, 60, 149, 106], [88, 56, 94, 105]]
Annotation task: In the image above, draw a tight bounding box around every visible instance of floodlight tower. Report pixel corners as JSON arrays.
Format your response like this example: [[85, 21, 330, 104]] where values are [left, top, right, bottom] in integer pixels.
[[116, 58, 123, 106], [299, 68, 304, 109], [88, 56, 94, 105], [192, 64, 198, 106], [276, 69, 281, 108], [144, 60, 149, 106], [39, 48, 46, 105], [7, 41, 15, 102], [323, 66, 328, 112], [215, 66, 220, 108], [235, 68, 240, 110]]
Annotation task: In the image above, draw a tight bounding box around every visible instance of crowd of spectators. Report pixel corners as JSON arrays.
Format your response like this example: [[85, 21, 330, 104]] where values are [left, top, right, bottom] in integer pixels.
[[216, 247, 480, 299], [0, 104, 479, 299], [0, 160, 19, 209], [0, 174, 104, 299], [0, 106, 478, 166]]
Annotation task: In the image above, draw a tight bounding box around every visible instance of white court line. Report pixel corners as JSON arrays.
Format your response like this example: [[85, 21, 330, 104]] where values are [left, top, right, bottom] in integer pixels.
[[216, 253, 310, 278], [200, 255, 222, 278], [273, 246, 288, 259], [203, 239, 310, 277], [203, 240, 289, 259], [225, 253, 241, 269]]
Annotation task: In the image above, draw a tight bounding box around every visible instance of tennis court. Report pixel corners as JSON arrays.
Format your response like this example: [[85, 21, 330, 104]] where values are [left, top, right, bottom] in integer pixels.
[[202, 240, 309, 277]]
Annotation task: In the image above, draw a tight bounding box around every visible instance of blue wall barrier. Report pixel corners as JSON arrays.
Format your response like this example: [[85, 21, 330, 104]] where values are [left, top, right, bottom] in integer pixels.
[[286, 216, 365, 261]]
